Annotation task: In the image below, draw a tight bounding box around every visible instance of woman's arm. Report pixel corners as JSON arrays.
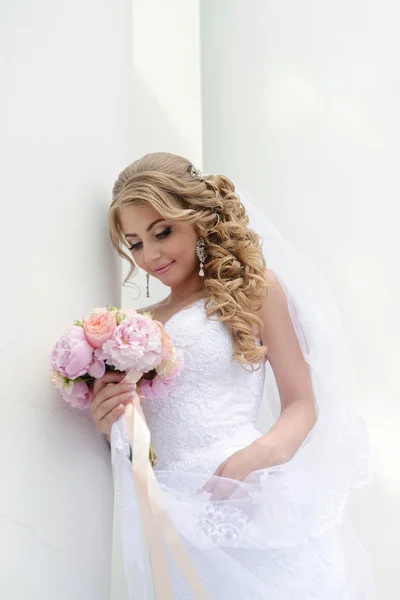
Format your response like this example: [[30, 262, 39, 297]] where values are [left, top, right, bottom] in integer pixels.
[[254, 268, 317, 467]]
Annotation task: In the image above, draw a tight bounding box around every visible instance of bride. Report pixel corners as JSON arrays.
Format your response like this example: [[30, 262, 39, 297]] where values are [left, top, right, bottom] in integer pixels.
[[90, 152, 373, 599]]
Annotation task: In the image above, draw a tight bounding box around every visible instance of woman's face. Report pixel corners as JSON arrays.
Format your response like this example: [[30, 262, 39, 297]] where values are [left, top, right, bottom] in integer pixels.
[[119, 204, 200, 287]]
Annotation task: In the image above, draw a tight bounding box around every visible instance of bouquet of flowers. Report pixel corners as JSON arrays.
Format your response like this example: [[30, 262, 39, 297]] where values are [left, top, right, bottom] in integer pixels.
[[50, 306, 183, 466]]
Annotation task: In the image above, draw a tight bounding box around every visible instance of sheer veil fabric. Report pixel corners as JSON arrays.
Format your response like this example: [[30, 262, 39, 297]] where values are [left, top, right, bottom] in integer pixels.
[[110, 185, 373, 599]]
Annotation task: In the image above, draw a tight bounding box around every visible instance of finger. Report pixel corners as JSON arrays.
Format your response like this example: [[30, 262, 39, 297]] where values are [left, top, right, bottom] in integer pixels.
[[196, 475, 217, 496], [195, 483, 207, 495], [196, 478, 233, 500], [91, 381, 136, 413], [203, 479, 214, 493], [101, 370, 126, 382], [210, 479, 237, 502], [92, 371, 126, 397], [100, 402, 126, 435], [95, 391, 134, 422], [196, 459, 227, 495]]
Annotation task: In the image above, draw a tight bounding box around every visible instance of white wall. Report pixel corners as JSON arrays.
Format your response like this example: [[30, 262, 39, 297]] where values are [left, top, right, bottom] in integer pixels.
[[0, 1, 131, 598], [120, 0, 203, 312], [201, 1, 399, 597], [112, 2, 203, 597]]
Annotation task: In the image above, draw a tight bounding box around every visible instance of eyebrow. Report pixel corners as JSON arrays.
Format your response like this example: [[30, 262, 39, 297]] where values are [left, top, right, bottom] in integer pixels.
[[124, 219, 166, 238]]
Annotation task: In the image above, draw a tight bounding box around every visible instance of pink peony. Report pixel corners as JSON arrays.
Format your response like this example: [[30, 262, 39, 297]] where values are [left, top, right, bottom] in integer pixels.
[[63, 380, 92, 409], [51, 326, 95, 379], [154, 323, 181, 378], [50, 372, 92, 410], [156, 347, 180, 379], [119, 308, 138, 320], [96, 314, 163, 372], [88, 357, 106, 379], [154, 320, 174, 362], [140, 371, 178, 401], [83, 308, 117, 349], [140, 349, 184, 400], [64, 380, 92, 409], [140, 376, 171, 401]]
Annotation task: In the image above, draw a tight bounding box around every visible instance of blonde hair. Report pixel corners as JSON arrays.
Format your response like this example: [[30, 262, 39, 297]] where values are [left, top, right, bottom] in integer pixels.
[[110, 152, 271, 369]]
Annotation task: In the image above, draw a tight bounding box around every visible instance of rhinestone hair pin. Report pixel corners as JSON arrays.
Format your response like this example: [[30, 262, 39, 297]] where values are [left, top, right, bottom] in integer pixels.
[[188, 163, 221, 221], [189, 164, 202, 178]]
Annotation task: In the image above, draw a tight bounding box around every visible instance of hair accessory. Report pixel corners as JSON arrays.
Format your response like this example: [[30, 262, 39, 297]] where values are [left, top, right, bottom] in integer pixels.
[[189, 164, 203, 178], [189, 164, 220, 222]]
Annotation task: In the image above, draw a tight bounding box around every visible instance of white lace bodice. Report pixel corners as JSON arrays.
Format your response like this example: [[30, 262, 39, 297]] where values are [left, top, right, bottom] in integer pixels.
[[142, 298, 265, 473]]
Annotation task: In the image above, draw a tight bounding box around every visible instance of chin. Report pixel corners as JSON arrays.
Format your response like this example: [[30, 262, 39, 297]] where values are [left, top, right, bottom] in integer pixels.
[[162, 272, 185, 286], [155, 270, 177, 283]]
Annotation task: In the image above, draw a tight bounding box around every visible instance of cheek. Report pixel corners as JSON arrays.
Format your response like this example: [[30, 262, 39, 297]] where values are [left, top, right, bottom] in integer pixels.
[[172, 236, 196, 263]]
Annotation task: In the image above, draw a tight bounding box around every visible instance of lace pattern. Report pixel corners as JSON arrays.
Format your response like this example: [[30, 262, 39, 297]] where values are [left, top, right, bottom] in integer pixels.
[[142, 299, 265, 473], [111, 299, 372, 599]]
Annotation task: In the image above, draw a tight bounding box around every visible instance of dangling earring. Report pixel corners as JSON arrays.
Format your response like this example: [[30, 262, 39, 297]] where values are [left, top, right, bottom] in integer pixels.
[[146, 272, 150, 297], [196, 237, 206, 277]]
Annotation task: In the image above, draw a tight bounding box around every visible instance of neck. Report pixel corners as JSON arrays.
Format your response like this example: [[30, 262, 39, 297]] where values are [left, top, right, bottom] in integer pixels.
[[167, 273, 205, 304]]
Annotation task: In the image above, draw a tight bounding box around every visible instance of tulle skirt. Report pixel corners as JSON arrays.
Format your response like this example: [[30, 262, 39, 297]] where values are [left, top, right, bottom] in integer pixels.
[[112, 415, 373, 600]]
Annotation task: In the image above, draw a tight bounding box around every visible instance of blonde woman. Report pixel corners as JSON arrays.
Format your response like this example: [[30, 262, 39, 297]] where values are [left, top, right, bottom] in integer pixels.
[[91, 152, 372, 599]]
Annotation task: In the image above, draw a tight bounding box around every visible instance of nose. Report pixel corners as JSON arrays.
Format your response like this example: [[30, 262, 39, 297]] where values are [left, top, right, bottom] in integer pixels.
[[142, 242, 162, 266]]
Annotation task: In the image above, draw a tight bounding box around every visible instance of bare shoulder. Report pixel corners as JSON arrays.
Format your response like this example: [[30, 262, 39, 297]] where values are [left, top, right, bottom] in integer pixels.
[[137, 298, 170, 319], [253, 268, 285, 312], [264, 267, 283, 290], [137, 302, 160, 317], [254, 268, 290, 339]]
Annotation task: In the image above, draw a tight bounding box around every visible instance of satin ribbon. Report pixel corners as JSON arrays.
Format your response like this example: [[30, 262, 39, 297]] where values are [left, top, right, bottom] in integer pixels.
[[123, 370, 211, 600]]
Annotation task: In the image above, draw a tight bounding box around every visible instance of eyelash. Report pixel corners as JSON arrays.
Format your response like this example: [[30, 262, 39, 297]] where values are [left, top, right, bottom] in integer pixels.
[[128, 227, 172, 251]]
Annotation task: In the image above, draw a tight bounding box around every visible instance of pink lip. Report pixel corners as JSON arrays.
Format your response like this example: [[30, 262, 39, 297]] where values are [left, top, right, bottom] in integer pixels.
[[154, 261, 175, 274]]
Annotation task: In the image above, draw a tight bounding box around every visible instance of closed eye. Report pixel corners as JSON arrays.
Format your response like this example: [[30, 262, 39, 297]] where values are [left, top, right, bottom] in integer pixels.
[[128, 226, 172, 251]]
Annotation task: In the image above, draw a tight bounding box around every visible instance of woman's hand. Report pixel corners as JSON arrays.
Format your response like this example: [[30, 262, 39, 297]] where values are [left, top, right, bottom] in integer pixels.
[[197, 439, 289, 501], [90, 371, 136, 436]]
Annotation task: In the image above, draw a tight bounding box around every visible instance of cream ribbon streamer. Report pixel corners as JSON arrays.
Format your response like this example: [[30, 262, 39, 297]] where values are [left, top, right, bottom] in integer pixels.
[[123, 370, 211, 600]]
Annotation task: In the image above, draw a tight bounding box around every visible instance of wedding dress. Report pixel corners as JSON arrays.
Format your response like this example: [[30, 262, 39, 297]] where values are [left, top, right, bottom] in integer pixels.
[[112, 298, 372, 599], [111, 188, 373, 599]]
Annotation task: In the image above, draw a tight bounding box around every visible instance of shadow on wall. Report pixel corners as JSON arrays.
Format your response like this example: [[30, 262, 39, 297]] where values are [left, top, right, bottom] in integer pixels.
[[129, 67, 202, 166]]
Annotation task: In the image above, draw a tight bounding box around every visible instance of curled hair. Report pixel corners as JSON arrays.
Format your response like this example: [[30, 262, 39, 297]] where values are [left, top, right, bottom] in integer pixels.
[[109, 152, 271, 369]]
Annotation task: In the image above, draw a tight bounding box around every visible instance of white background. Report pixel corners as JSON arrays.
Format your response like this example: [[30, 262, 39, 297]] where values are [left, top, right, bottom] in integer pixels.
[[121, 0, 203, 311], [0, 0, 131, 598]]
